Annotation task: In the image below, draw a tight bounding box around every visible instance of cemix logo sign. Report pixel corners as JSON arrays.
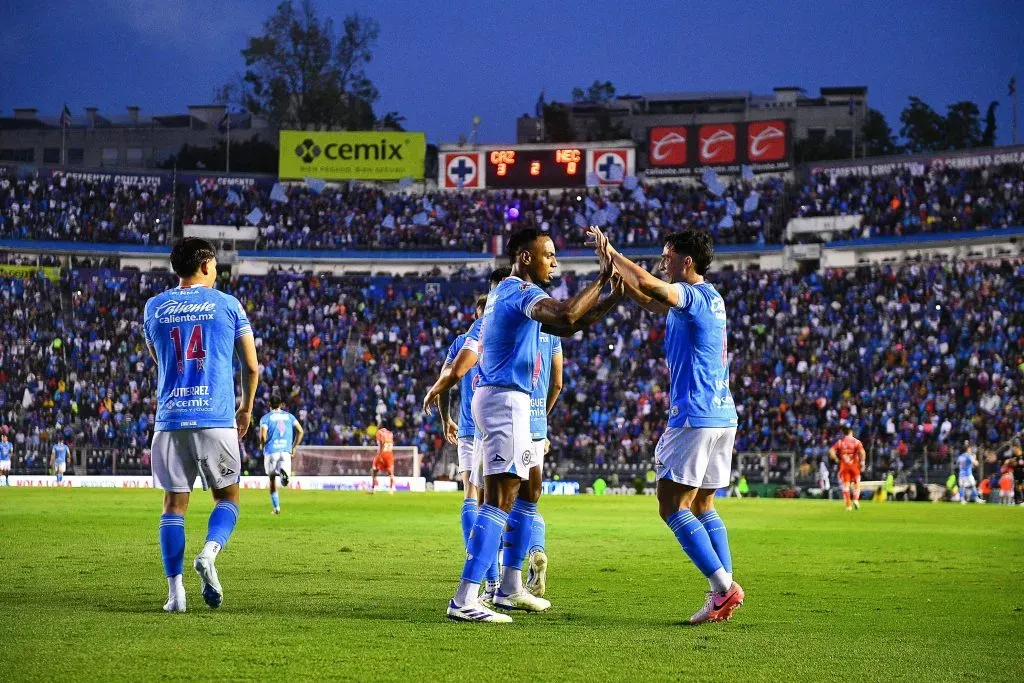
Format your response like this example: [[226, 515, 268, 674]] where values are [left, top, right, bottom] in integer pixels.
[[279, 131, 426, 181]]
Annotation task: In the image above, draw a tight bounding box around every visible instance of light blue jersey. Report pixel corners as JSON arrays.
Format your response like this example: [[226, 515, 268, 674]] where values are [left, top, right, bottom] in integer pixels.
[[260, 409, 298, 455], [144, 285, 252, 431], [665, 282, 738, 429], [52, 443, 69, 464], [477, 276, 550, 394], [529, 333, 562, 440], [445, 327, 481, 439], [957, 452, 975, 479], [0, 441, 12, 461]]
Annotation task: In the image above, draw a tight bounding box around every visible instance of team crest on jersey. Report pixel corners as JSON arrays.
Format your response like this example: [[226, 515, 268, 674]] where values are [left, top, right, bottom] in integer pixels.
[[670, 406, 679, 417], [522, 450, 533, 466], [520, 283, 531, 291]]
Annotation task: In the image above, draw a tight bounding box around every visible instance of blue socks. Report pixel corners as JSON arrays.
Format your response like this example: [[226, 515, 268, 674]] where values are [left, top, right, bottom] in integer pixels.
[[159, 513, 185, 577], [206, 501, 239, 548], [698, 510, 732, 573], [503, 499, 537, 571], [529, 512, 546, 555], [270, 491, 280, 510], [460, 499, 478, 548], [667, 509, 725, 578], [461, 504, 507, 583]]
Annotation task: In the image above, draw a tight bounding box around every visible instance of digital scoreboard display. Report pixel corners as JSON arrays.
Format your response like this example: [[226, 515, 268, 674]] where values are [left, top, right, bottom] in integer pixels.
[[485, 148, 586, 188]]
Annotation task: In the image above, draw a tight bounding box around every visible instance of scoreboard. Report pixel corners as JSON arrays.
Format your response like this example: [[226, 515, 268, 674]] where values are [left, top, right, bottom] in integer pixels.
[[486, 148, 585, 188], [439, 143, 634, 190]]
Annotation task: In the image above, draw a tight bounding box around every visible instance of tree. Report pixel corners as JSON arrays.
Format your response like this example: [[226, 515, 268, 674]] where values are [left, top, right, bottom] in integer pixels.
[[225, 1, 386, 131], [570, 80, 627, 142], [376, 111, 406, 132], [861, 108, 898, 157], [944, 100, 982, 150], [981, 101, 999, 147], [541, 103, 575, 143], [899, 96, 946, 153]]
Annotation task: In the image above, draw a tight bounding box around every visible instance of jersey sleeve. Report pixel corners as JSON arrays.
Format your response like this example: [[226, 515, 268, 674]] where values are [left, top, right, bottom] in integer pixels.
[[671, 283, 708, 312], [142, 298, 155, 347], [552, 336, 562, 355], [230, 295, 253, 339], [445, 335, 466, 365], [512, 282, 551, 319], [259, 414, 269, 429], [463, 319, 483, 355]]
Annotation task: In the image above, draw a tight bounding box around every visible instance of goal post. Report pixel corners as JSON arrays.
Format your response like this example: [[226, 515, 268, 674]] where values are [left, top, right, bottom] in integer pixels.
[[293, 445, 421, 478]]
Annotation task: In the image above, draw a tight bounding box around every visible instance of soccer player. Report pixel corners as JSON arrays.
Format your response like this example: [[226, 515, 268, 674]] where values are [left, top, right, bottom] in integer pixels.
[[829, 427, 866, 511], [51, 438, 70, 484], [522, 329, 562, 598], [593, 225, 744, 625], [955, 442, 979, 505], [433, 268, 511, 602], [0, 433, 12, 485], [371, 424, 396, 494], [259, 393, 304, 515], [817, 458, 831, 498], [144, 237, 258, 613], [425, 227, 614, 623]]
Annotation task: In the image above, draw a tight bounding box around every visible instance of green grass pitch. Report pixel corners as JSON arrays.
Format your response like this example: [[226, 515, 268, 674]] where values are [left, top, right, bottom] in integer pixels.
[[1, 489, 1021, 682]]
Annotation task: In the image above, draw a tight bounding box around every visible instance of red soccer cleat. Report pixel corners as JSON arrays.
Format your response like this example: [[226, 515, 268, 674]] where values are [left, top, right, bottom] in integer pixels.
[[688, 582, 745, 624]]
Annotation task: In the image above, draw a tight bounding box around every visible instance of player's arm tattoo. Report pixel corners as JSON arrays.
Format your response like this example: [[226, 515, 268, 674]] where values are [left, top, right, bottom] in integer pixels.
[[610, 251, 679, 309], [531, 273, 609, 328]]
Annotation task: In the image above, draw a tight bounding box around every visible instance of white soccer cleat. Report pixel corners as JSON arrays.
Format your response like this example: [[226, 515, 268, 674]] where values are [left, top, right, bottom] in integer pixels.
[[194, 554, 223, 609], [272, 507, 281, 515], [446, 599, 513, 623], [494, 590, 551, 612], [527, 550, 548, 597], [163, 595, 186, 613]]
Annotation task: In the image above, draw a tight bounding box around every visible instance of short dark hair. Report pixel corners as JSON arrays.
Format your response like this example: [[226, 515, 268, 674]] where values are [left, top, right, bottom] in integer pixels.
[[506, 229, 543, 265], [475, 294, 488, 312], [489, 266, 511, 286], [270, 392, 284, 409], [170, 238, 217, 278], [664, 229, 713, 276], [845, 426, 854, 435]]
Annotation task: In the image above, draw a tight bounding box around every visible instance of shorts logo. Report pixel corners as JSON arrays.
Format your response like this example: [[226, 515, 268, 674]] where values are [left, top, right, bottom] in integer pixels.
[[522, 450, 532, 466], [220, 464, 235, 477], [491, 454, 506, 463]]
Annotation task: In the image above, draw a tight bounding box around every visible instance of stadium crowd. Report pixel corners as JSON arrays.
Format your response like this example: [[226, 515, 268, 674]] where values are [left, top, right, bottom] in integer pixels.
[[4, 159, 1021, 251], [0, 169, 174, 244], [0, 257, 1020, 495]]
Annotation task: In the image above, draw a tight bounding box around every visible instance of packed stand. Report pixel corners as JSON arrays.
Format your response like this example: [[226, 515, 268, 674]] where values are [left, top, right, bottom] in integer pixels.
[[187, 177, 785, 252], [0, 258, 1020, 490], [793, 162, 1024, 240], [0, 169, 174, 244]]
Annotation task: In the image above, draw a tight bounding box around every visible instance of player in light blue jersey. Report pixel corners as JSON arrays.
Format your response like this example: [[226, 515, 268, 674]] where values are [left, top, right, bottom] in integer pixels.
[[0, 433, 13, 485], [956, 442, 979, 504], [144, 238, 259, 613], [595, 225, 745, 625], [259, 392, 304, 515], [425, 228, 615, 623], [50, 438, 70, 484]]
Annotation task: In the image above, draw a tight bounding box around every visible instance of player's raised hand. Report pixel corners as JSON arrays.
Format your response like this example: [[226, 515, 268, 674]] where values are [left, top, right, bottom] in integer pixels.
[[444, 418, 459, 445], [235, 407, 252, 439], [610, 272, 626, 298], [422, 388, 440, 417]]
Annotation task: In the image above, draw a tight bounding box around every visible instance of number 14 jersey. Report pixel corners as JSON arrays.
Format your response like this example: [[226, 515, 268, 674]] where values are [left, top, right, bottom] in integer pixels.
[[144, 285, 252, 431]]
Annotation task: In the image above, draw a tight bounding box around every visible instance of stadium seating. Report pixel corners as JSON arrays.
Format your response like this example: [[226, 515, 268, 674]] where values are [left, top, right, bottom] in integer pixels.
[[0, 259, 1019, 484], [5, 159, 1020, 250]]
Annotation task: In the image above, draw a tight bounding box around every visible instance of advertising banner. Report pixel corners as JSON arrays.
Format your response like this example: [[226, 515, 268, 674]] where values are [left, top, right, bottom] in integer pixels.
[[0, 264, 62, 282], [279, 131, 426, 181], [8, 475, 427, 492], [646, 119, 791, 177], [809, 144, 1024, 178]]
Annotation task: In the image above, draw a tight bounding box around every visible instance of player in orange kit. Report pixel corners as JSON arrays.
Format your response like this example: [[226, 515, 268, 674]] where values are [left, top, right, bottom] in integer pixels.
[[371, 425, 396, 494], [829, 427, 866, 511]]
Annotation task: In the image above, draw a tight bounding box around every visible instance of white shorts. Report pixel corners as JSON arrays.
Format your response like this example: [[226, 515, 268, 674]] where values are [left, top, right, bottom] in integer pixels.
[[531, 439, 547, 471], [264, 451, 292, 477], [56, 462, 67, 474], [457, 437, 475, 475], [472, 385, 535, 481], [654, 423, 736, 489], [0, 460, 10, 473], [152, 428, 240, 493], [959, 475, 977, 490], [469, 436, 484, 490]]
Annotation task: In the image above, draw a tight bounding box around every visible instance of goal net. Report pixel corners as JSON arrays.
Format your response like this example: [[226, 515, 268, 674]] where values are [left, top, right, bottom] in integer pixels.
[[736, 451, 796, 487], [293, 445, 421, 478]]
